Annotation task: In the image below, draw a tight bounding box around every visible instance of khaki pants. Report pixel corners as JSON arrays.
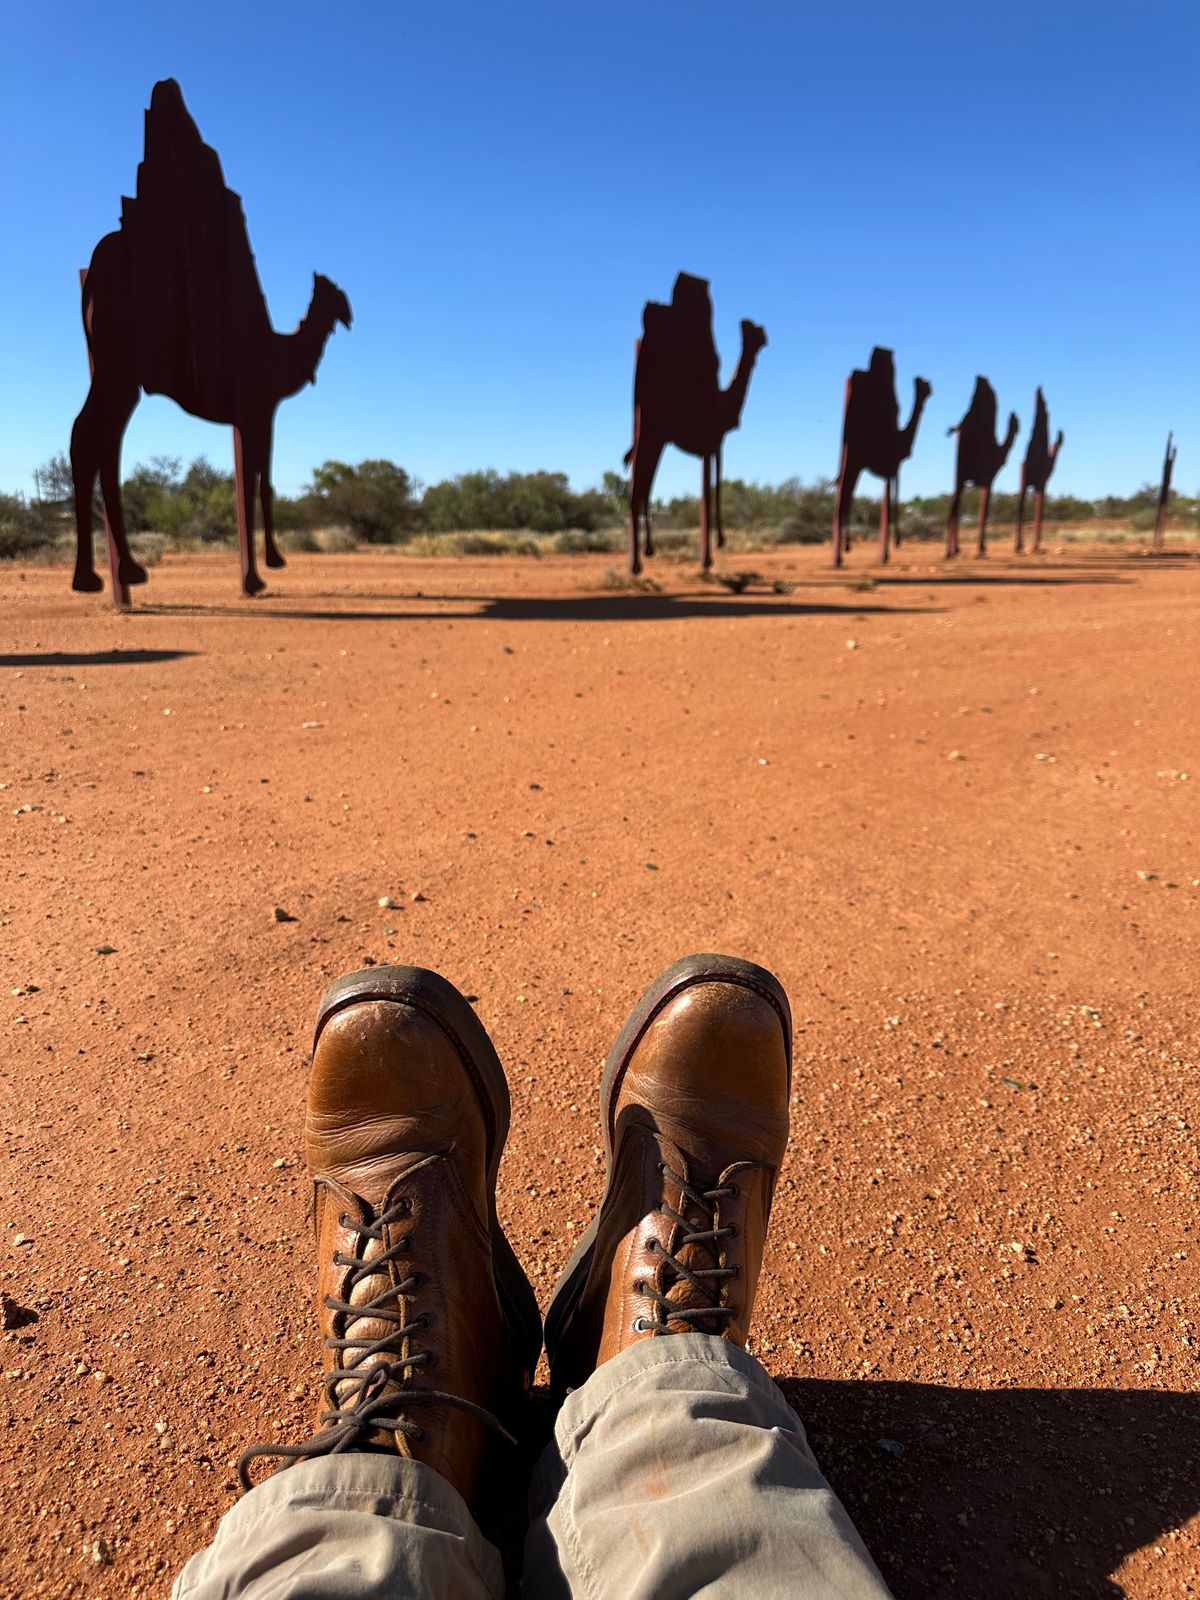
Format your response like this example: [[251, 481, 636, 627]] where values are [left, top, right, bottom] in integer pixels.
[[174, 1337, 893, 1599]]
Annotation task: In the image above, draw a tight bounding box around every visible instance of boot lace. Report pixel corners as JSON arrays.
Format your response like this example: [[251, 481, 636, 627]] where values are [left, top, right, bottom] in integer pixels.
[[638, 1163, 738, 1334], [238, 1186, 514, 1489]]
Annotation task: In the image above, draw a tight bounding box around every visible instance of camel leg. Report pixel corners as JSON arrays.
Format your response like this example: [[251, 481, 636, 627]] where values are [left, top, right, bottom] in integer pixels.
[[715, 441, 725, 549], [946, 482, 962, 559], [98, 444, 149, 593], [74, 377, 147, 594], [261, 414, 286, 569], [699, 454, 714, 570], [878, 476, 891, 565], [628, 431, 664, 576], [976, 485, 990, 558], [234, 425, 267, 596], [69, 396, 105, 593], [833, 451, 857, 568], [1032, 489, 1045, 554]]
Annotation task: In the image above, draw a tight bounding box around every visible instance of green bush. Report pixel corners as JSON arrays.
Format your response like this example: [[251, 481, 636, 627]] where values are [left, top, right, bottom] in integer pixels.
[[305, 460, 422, 542]]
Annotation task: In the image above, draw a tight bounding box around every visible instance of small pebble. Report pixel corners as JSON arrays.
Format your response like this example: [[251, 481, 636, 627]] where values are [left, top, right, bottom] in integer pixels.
[[272, 907, 297, 923], [378, 896, 398, 909], [95, 944, 117, 956]]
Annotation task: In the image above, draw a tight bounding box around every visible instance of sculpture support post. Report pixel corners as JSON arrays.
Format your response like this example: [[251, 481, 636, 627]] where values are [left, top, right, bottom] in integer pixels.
[[232, 426, 254, 593], [1032, 490, 1045, 554], [892, 468, 902, 547], [79, 269, 130, 609], [699, 453, 713, 570], [1154, 431, 1174, 550], [878, 477, 891, 564]]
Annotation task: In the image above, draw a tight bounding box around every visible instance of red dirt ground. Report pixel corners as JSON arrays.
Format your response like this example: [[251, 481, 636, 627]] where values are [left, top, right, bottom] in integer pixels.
[[2, 545, 1197, 1598]]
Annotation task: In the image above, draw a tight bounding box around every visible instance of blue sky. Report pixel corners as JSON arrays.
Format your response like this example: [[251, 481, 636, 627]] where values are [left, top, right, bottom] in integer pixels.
[[2, 0, 1196, 502]]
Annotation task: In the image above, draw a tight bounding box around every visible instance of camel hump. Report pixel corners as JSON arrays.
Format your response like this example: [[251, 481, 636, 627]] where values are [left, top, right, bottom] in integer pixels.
[[961, 377, 998, 442], [116, 80, 271, 419], [634, 281, 720, 420], [846, 355, 899, 444]]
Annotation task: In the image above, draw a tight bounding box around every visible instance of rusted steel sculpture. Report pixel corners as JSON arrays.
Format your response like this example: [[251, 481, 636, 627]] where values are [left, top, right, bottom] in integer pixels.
[[1014, 387, 1063, 555], [71, 79, 351, 600], [832, 347, 931, 567], [625, 272, 766, 575], [1154, 432, 1176, 550], [945, 377, 1019, 558]]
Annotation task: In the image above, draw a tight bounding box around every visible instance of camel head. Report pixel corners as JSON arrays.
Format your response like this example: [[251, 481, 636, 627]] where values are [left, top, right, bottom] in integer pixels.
[[913, 377, 933, 407], [740, 320, 768, 359], [1004, 411, 1020, 447], [312, 273, 353, 331]]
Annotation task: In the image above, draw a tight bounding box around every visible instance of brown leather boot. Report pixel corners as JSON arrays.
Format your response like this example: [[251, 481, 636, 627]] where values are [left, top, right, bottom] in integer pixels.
[[544, 954, 791, 1396], [238, 966, 542, 1506]]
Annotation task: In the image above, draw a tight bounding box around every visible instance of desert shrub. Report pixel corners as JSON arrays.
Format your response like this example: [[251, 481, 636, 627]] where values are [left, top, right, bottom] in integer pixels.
[[552, 528, 621, 554], [0, 494, 61, 557], [314, 526, 359, 554], [128, 532, 167, 565], [421, 470, 618, 534], [180, 504, 235, 545], [305, 460, 422, 542], [285, 526, 321, 553]]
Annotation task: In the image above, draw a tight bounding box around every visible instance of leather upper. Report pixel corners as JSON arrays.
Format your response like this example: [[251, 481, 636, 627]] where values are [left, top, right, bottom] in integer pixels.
[[552, 976, 790, 1391], [306, 1000, 512, 1505]]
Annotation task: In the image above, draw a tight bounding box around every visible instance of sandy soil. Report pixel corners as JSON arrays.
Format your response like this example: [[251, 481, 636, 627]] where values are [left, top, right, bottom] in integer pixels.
[[1, 544, 1197, 1598]]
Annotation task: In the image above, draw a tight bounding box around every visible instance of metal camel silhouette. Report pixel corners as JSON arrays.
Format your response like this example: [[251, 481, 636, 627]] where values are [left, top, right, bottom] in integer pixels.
[[625, 272, 767, 575], [832, 347, 931, 567], [71, 79, 351, 599], [1154, 432, 1177, 550], [1014, 388, 1063, 555], [945, 377, 1019, 558]]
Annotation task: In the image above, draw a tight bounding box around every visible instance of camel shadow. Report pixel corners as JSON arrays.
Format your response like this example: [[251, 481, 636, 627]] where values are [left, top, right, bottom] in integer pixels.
[[0, 649, 196, 668], [132, 596, 938, 624], [781, 1377, 1200, 1599], [867, 571, 1131, 589]]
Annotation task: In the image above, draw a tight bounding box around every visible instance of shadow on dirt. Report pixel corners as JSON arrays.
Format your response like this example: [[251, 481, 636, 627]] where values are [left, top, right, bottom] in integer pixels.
[[867, 572, 1132, 588], [0, 649, 197, 668], [463, 1377, 1199, 1597], [132, 596, 938, 624], [781, 1377, 1200, 1599]]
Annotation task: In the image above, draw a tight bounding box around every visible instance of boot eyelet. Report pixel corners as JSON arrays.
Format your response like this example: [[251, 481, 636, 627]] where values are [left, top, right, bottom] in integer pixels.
[[407, 1272, 424, 1289], [727, 1186, 739, 1199], [419, 1312, 434, 1330], [727, 1224, 738, 1238], [633, 1279, 644, 1294], [411, 1427, 426, 1444], [632, 1316, 652, 1333], [730, 1265, 741, 1280]]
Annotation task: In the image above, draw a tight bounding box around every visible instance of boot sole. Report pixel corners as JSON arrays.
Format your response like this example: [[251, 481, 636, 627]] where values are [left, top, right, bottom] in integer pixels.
[[314, 964, 544, 1387], [542, 952, 792, 1376]]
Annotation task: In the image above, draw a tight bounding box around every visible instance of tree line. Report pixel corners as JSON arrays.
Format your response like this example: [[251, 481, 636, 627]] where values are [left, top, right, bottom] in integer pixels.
[[2, 452, 1195, 560]]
